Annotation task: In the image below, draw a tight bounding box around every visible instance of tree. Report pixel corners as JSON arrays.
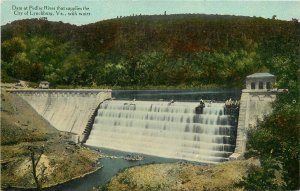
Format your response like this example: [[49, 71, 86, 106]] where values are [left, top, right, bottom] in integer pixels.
[[268, 56, 298, 92], [26, 36, 71, 83], [28, 146, 46, 190], [11, 52, 32, 80], [135, 52, 168, 85], [243, 92, 299, 190], [61, 51, 96, 86], [238, 157, 286, 190], [1, 37, 26, 62], [102, 60, 129, 86]]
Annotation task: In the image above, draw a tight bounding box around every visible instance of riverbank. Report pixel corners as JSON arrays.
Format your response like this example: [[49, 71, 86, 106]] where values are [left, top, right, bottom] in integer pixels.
[[101, 158, 260, 191], [1, 91, 101, 189]]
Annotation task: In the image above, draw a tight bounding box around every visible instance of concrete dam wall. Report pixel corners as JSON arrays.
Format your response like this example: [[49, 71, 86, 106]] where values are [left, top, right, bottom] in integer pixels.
[[8, 89, 111, 141]]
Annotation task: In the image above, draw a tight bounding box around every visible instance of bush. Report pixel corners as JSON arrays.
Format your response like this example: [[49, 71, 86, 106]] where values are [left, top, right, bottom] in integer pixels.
[[1, 68, 18, 83], [238, 158, 286, 190], [242, 92, 299, 190]]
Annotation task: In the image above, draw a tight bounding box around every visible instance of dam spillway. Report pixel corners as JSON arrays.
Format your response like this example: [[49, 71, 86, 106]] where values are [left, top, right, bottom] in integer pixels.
[[86, 100, 237, 164]]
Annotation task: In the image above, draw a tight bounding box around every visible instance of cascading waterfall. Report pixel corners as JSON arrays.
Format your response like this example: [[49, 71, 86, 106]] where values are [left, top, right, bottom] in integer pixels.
[[85, 100, 236, 164]]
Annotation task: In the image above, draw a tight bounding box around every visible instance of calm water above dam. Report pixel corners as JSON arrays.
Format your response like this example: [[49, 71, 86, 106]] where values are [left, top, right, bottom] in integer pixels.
[[112, 89, 241, 101]]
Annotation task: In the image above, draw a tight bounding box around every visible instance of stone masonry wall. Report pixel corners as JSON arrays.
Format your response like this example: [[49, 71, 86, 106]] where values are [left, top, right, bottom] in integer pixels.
[[230, 89, 276, 160]]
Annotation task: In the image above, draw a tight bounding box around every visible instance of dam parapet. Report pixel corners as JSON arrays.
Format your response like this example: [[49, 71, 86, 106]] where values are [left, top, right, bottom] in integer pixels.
[[7, 89, 112, 142]]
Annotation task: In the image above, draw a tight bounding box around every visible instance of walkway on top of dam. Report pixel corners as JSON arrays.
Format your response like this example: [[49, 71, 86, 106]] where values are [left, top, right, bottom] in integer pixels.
[[6, 88, 111, 93]]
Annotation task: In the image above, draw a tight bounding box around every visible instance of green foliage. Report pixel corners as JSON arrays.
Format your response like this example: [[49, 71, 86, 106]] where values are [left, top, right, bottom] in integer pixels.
[[1, 36, 73, 83], [102, 61, 130, 86], [1, 15, 298, 88], [1, 36, 26, 62], [61, 51, 96, 85], [239, 19, 299, 189], [238, 158, 286, 190], [243, 91, 299, 190], [1, 61, 18, 83], [268, 56, 299, 92]]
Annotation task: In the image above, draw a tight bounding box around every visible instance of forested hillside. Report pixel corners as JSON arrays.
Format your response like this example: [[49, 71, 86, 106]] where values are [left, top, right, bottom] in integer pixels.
[[1, 14, 299, 89]]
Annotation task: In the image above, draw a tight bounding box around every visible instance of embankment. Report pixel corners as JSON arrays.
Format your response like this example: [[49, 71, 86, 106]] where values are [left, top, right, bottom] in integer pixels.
[[1, 91, 101, 189], [103, 158, 259, 191]]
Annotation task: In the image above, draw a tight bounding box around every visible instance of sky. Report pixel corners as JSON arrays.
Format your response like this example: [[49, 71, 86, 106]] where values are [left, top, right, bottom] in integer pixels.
[[1, 0, 300, 26]]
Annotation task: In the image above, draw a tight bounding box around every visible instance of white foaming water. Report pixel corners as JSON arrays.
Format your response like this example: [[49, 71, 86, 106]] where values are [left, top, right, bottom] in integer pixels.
[[85, 100, 235, 164]]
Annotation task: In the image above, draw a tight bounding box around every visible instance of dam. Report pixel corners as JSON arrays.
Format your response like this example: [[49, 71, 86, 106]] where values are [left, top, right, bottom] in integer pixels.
[[6, 73, 278, 163], [85, 100, 237, 163], [7, 89, 111, 142]]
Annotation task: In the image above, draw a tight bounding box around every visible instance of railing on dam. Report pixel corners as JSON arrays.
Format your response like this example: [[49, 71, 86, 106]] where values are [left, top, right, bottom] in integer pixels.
[[7, 89, 111, 94]]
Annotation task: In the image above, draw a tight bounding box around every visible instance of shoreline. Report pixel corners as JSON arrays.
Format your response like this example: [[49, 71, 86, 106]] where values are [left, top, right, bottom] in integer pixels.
[[2, 164, 103, 190]]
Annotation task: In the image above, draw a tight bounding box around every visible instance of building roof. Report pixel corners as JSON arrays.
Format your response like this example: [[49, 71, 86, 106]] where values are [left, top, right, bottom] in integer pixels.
[[246, 73, 275, 79]]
